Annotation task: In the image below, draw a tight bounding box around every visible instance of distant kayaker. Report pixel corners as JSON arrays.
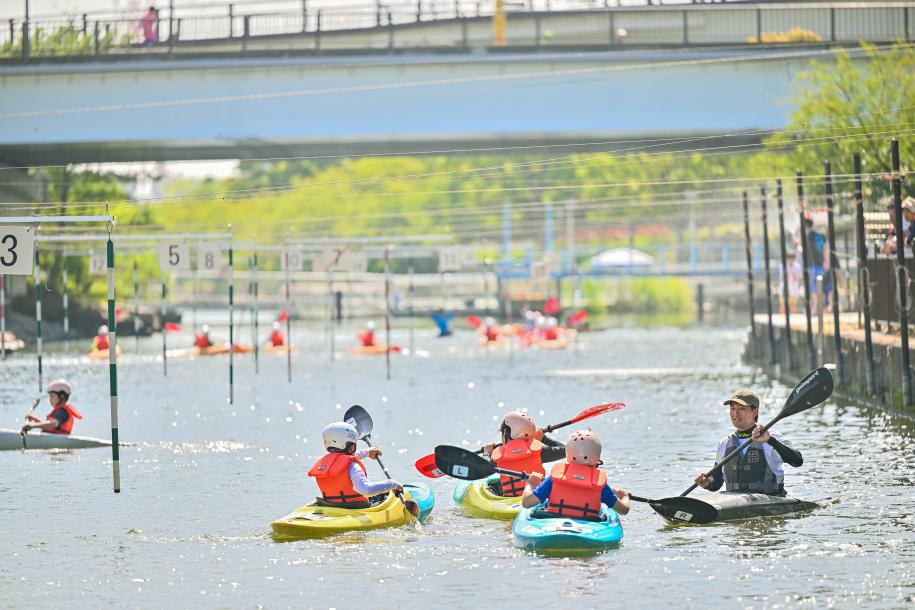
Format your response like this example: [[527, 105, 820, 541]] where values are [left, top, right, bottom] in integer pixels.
[[194, 324, 214, 348], [521, 430, 631, 519], [431, 308, 453, 337], [268, 321, 286, 347], [542, 317, 560, 341], [21, 379, 82, 436], [694, 389, 803, 497], [482, 411, 565, 497], [357, 321, 376, 347], [91, 325, 110, 351], [308, 422, 402, 508], [483, 317, 501, 342]]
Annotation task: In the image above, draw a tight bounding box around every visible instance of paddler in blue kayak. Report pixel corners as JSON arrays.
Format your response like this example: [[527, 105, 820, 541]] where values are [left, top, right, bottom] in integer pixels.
[[21, 379, 82, 436], [431, 308, 453, 337], [521, 430, 631, 519], [694, 389, 803, 497], [482, 411, 565, 497], [308, 422, 403, 508]]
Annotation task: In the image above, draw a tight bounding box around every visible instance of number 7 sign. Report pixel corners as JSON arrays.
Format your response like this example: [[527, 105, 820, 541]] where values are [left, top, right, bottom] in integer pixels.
[[0, 225, 36, 276]]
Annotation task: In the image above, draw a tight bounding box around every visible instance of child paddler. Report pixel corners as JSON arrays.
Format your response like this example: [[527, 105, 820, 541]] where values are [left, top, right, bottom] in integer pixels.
[[482, 411, 565, 497], [521, 430, 631, 520], [694, 389, 803, 497], [21, 379, 82, 436], [309, 422, 403, 508], [91, 325, 110, 351]]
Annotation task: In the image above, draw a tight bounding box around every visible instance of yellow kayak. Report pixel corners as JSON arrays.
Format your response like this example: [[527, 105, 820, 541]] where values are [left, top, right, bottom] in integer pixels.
[[271, 483, 434, 541], [453, 476, 522, 520], [87, 345, 124, 360]]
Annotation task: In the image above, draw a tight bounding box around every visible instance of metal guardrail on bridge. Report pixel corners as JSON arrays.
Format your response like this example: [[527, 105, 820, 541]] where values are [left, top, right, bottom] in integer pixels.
[[2, 1, 914, 61]]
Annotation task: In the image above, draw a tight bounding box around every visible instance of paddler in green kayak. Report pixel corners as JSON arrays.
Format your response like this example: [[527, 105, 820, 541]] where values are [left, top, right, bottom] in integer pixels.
[[520, 430, 631, 518], [308, 422, 402, 508], [21, 379, 82, 436], [482, 411, 565, 497], [694, 389, 804, 497]]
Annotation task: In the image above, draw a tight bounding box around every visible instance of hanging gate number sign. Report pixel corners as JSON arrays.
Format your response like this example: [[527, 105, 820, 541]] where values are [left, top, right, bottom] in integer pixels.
[[157, 241, 190, 272], [0, 226, 36, 276]]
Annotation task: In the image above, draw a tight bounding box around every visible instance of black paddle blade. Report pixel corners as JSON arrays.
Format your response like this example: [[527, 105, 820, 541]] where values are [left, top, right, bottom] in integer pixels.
[[343, 405, 373, 438], [782, 367, 834, 417], [648, 497, 718, 525], [434, 445, 496, 480]]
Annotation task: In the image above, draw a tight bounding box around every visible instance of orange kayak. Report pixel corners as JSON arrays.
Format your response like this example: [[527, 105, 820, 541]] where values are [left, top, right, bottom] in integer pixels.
[[87, 345, 124, 360], [345, 344, 401, 356]]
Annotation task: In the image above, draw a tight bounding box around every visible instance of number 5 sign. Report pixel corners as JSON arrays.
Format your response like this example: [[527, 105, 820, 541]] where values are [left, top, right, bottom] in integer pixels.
[[0, 225, 36, 276], [157, 241, 190, 272]]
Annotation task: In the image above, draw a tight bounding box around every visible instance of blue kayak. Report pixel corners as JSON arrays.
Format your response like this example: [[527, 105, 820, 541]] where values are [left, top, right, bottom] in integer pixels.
[[512, 504, 623, 553]]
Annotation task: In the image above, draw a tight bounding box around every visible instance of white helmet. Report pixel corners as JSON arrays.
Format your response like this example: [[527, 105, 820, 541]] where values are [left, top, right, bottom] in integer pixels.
[[366, 321, 376, 331], [322, 421, 359, 451], [546, 317, 558, 328], [98, 325, 109, 336], [566, 430, 602, 466], [272, 321, 281, 330], [501, 410, 537, 441], [202, 324, 210, 334], [485, 317, 495, 326], [47, 379, 72, 397]]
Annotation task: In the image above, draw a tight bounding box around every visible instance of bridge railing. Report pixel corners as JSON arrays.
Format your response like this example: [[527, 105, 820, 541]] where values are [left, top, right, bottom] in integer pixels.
[[2, 1, 914, 60]]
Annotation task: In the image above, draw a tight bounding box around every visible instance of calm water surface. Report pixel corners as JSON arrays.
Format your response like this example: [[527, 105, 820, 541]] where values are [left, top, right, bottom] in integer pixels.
[[1, 325, 913, 609]]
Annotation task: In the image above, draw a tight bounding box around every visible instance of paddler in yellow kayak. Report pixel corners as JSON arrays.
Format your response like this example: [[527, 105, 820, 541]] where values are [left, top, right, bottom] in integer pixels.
[[21, 379, 82, 436], [521, 430, 631, 519], [309, 422, 403, 508], [693, 389, 804, 497], [90, 325, 110, 352], [482, 411, 566, 497]]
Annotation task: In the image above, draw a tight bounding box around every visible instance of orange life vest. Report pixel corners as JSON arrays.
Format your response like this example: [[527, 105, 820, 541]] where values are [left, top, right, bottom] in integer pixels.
[[543, 328, 559, 341], [491, 438, 544, 497], [44, 403, 83, 435], [545, 462, 607, 519], [269, 330, 285, 346], [358, 330, 375, 347], [195, 332, 211, 348], [485, 326, 500, 342], [93, 335, 110, 350], [307, 452, 370, 505]]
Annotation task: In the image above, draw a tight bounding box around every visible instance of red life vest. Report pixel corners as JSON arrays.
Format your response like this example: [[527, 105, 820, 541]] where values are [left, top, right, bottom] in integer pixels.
[[307, 452, 370, 505], [485, 326, 500, 342], [93, 335, 110, 350], [269, 330, 285, 347], [491, 438, 544, 497], [195, 332, 211, 348], [358, 330, 376, 347], [543, 328, 559, 341], [545, 462, 606, 519], [44, 403, 83, 435]]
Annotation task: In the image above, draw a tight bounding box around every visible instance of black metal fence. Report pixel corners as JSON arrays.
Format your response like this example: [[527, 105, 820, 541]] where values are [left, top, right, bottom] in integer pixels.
[[3, 1, 914, 60]]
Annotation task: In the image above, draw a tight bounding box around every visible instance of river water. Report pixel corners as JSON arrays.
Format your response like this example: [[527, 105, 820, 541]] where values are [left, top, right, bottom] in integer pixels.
[[1, 324, 913, 609]]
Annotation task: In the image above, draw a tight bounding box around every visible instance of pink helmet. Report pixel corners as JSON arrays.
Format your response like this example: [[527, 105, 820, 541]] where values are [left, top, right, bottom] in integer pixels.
[[566, 430, 602, 466], [500, 410, 537, 441]]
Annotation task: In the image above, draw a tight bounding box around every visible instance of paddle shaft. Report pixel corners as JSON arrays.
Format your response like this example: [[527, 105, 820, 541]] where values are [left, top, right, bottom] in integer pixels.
[[362, 432, 418, 515], [20, 396, 44, 449], [680, 414, 785, 497]]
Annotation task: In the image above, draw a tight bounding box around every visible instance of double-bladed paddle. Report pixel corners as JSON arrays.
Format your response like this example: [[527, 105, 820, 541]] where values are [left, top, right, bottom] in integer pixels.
[[641, 366, 834, 524], [344, 405, 420, 518], [414, 402, 625, 478], [19, 395, 44, 450]]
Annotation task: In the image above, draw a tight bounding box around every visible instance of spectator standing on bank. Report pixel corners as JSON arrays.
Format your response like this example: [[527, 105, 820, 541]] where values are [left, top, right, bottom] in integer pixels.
[[804, 216, 831, 312], [141, 6, 159, 47]]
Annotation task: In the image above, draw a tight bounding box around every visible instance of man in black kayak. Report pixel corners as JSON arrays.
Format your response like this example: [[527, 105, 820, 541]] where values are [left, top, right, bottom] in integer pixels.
[[694, 389, 803, 497]]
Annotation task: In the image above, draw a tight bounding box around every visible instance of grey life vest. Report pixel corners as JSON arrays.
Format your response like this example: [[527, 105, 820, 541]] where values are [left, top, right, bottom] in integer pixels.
[[722, 434, 785, 496]]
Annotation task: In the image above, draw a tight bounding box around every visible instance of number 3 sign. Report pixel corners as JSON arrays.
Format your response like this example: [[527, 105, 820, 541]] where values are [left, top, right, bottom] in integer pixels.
[[157, 241, 190, 271], [0, 225, 36, 276]]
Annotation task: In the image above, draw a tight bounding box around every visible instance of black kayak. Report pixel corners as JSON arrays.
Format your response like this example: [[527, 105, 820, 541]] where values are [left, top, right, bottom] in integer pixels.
[[652, 492, 819, 524]]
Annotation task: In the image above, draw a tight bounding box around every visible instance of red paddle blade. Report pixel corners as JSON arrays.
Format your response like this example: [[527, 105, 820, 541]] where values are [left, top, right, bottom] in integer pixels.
[[414, 453, 444, 478], [571, 402, 625, 423], [163, 322, 182, 333], [277, 310, 290, 322], [467, 315, 482, 328], [544, 297, 560, 315]]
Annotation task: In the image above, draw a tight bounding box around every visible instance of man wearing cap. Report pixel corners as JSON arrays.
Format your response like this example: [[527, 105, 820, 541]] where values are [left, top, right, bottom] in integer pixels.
[[902, 197, 915, 248], [694, 390, 803, 497]]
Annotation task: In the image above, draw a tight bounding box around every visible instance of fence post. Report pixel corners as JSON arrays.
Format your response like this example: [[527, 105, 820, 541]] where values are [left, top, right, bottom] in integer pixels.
[[242, 15, 250, 52], [696, 283, 704, 323], [824, 160, 843, 384], [829, 7, 836, 42], [853, 152, 877, 395], [682, 10, 688, 45], [316, 10, 322, 50], [743, 191, 758, 355], [417, 0, 422, 22], [229, 3, 234, 38], [608, 11, 615, 46], [535, 14, 541, 47], [756, 7, 762, 42], [302, 0, 308, 33], [761, 185, 777, 365], [175, 18, 181, 42], [891, 139, 913, 406], [797, 171, 817, 370], [388, 10, 394, 48], [21, 21, 29, 61], [94, 21, 100, 56], [377, 0, 383, 27], [776, 178, 794, 370], [82, 14, 88, 36]]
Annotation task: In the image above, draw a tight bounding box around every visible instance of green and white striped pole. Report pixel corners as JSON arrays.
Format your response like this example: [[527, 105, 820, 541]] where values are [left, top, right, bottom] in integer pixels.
[[161, 272, 168, 376], [133, 260, 140, 349], [34, 248, 42, 392], [250, 254, 259, 374], [284, 250, 292, 383], [62, 268, 69, 340], [228, 238, 235, 405], [106, 236, 121, 493]]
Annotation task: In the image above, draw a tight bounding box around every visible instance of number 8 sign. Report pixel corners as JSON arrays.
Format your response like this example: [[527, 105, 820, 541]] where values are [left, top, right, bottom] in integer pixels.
[[157, 241, 190, 271], [0, 225, 36, 276], [196, 244, 223, 277]]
